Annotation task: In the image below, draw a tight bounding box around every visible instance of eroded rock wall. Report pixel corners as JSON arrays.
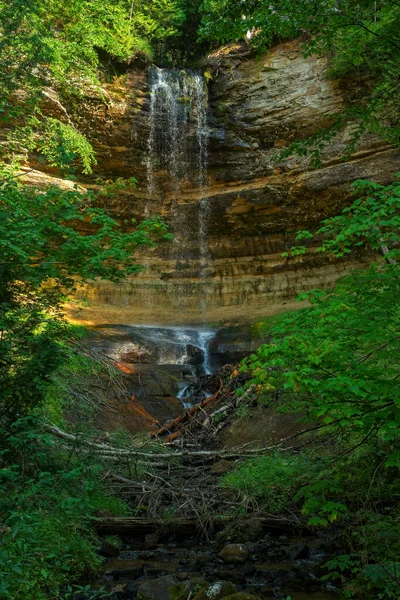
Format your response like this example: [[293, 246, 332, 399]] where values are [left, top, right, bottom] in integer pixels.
[[19, 40, 400, 325]]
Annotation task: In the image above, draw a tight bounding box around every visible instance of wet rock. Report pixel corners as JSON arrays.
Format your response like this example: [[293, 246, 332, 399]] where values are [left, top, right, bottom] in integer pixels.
[[216, 565, 255, 584], [209, 326, 262, 369], [143, 565, 170, 579], [253, 566, 292, 587], [219, 544, 249, 564], [193, 581, 237, 600], [139, 575, 190, 600], [99, 539, 120, 558], [106, 566, 144, 580], [113, 581, 139, 599], [217, 519, 264, 546], [189, 553, 210, 569], [132, 366, 181, 397], [246, 543, 265, 557], [145, 533, 159, 549], [120, 346, 155, 364], [285, 541, 310, 561], [185, 344, 204, 366]]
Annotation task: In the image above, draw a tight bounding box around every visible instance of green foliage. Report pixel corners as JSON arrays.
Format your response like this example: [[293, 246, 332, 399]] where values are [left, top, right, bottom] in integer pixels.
[[39, 119, 97, 174], [199, 0, 400, 159], [233, 176, 400, 596], [296, 176, 400, 259], [0, 177, 172, 416], [155, 0, 209, 66], [223, 453, 312, 512], [0, 416, 129, 599], [251, 312, 295, 340], [242, 177, 400, 474], [233, 405, 252, 419], [0, 0, 187, 94]]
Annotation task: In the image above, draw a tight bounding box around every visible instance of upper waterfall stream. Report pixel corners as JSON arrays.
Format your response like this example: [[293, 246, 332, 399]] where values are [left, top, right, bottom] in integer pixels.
[[147, 67, 208, 193], [146, 67, 211, 317]]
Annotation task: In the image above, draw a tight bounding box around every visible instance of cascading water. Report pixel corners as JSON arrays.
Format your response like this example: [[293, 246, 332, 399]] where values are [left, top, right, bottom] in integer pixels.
[[146, 66, 211, 316], [147, 67, 208, 192]]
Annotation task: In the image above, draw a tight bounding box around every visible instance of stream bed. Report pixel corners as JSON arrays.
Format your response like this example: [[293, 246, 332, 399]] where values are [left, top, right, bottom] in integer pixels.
[[94, 523, 341, 600]]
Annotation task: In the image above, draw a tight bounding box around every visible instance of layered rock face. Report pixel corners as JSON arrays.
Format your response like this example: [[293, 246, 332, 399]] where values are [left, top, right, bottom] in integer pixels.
[[24, 39, 400, 325]]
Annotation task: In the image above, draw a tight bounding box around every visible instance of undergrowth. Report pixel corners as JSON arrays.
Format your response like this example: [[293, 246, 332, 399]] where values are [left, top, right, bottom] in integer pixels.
[[0, 416, 130, 599], [222, 436, 400, 599], [0, 333, 140, 600]]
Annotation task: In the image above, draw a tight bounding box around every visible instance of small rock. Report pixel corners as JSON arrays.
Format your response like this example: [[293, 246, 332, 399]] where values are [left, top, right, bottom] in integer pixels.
[[193, 581, 237, 600], [107, 566, 144, 580], [219, 544, 249, 564], [145, 533, 159, 549]]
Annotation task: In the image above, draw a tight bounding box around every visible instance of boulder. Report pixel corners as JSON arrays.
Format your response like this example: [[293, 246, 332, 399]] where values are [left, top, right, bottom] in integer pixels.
[[189, 578, 209, 590], [185, 344, 205, 366], [113, 581, 139, 599], [219, 544, 249, 564], [216, 519, 264, 546]]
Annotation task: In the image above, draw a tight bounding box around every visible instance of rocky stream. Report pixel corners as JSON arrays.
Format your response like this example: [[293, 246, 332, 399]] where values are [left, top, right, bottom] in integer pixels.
[[94, 520, 341, 600]]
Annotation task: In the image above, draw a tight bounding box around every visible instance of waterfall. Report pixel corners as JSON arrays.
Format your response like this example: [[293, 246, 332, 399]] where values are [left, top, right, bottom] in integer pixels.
[[146, 68, 210, 317], [147, 67, 208, 193]]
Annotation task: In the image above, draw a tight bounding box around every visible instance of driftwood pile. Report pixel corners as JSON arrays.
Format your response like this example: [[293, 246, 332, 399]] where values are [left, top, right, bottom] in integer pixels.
[[43, 364, 309, 531]]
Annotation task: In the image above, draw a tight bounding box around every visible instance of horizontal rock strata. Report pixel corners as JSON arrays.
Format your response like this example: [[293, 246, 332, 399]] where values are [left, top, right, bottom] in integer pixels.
[[12, 39, 400, 324]]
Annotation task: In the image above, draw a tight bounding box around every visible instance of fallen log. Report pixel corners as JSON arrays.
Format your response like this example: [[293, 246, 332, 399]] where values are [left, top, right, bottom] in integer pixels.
[[46, 423, 292, 461], [95, 516, 307, 537], [151, 378, 223, 440]]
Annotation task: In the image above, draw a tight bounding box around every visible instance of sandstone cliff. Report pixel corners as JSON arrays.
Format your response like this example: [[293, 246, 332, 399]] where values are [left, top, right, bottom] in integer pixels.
[[19, 39, 400, 325]]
